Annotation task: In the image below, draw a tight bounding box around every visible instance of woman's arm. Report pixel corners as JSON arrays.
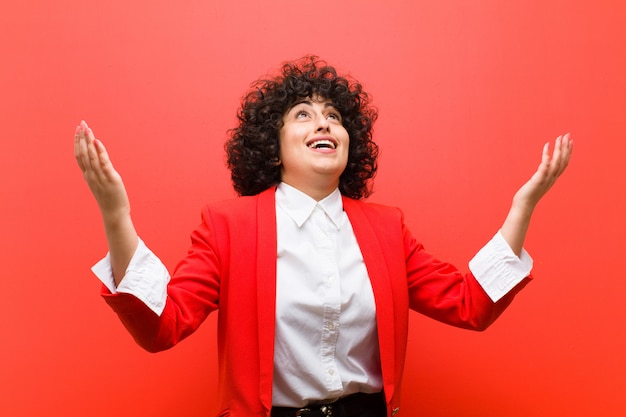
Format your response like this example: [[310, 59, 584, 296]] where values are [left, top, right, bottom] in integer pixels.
[[500, 133, 573, 256], [74, 120, 138, 286]]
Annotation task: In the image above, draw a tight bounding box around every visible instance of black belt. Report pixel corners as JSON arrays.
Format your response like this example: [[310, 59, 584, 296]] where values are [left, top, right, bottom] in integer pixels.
[[270, 391, 386, 417]]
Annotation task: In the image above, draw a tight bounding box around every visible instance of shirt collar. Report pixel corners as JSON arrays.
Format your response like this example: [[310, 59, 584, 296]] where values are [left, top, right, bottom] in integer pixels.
[[276, 182, 344, 230]]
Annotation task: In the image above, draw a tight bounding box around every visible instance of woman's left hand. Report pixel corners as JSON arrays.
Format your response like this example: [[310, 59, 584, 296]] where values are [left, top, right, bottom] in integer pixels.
[[512, 133, 573, 211], [500, 133, 573, 256]]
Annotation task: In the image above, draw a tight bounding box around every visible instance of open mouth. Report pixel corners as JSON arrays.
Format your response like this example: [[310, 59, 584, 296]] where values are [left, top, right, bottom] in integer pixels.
[[307, 139, 337, 149]]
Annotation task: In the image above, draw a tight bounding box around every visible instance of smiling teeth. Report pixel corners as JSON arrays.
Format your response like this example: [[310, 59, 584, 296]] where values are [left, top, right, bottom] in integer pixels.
[[308, 140, 336, 149]]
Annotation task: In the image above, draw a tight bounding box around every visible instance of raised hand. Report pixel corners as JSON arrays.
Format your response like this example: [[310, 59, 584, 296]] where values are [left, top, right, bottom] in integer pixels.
[[512, 133, 573, 210], [500, 134, 573, 257], [74, 121, 131, 222], [74, 121, 138, 285]]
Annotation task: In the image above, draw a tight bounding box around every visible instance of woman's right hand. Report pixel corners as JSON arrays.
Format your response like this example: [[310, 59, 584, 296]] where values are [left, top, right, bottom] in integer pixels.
[[75, 121, 138, 286], [74, 121, 131, 222]]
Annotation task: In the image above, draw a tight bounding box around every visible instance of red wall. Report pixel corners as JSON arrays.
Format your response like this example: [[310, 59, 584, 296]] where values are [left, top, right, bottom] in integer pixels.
[[1, 1, 624, 416]]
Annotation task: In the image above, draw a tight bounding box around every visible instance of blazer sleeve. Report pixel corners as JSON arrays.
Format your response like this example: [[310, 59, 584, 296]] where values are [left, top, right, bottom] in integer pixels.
[[403, 219, 531, 331], [102, 207, 223, 352]]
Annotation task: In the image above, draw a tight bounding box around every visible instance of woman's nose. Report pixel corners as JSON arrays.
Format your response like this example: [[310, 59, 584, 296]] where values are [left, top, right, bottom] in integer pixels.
[[315, 114, 330, 132]]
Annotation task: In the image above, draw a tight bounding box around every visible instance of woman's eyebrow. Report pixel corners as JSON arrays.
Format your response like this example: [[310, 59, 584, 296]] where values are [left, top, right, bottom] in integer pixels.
[[292, 99, 313, 108], [285, 100, 310, 113]]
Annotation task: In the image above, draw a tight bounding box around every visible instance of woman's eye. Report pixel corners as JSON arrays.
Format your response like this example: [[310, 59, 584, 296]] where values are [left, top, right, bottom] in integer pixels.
[[296, 111, 309, 118], [328, 113, 341, 121]]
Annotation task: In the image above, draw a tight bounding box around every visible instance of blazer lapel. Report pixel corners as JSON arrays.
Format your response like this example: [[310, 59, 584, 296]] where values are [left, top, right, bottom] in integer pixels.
[[256, 187, 278, 411], [343, 197, 397, 403]]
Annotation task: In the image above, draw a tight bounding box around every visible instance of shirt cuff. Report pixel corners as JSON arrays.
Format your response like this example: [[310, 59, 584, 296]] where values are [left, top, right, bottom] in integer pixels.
[[91, 238, 170, 316], [469, 230, 533, 302]]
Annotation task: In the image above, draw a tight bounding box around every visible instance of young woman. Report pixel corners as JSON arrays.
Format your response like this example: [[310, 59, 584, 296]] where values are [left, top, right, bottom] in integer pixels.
[[74, 56, 572, 417]]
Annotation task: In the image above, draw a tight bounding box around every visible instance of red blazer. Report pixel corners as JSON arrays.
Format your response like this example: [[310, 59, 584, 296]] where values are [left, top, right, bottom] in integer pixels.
[[103, 187, 529, 417]]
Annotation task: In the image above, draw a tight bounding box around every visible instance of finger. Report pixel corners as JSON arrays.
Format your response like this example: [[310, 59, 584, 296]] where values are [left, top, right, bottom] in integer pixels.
[[563, 132, 573, 157], [74, 124, 85, 170], [537, 141, 551, 175], [78, 121, 106, 183], [84, 124, 100, 169], [550, 134, 573, 179], [93, 137, 115, 181], [77, 123, 93, 173], [554, 133, 573, 175], [550, 135, 563, 173]]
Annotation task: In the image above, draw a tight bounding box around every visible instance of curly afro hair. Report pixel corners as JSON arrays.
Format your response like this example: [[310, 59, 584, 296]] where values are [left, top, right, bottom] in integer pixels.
[[225, 56, 379, 199]]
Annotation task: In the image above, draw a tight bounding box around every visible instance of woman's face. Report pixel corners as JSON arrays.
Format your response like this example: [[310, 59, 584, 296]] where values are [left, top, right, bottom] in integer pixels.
[[278, 96, 349, 195]]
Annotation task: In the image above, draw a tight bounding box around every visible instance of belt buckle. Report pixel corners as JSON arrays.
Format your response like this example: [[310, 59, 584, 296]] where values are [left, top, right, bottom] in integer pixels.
[[294, 405, 333, 417]]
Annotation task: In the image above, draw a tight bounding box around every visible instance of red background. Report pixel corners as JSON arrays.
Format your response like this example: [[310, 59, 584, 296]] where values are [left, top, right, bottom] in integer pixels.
[[1, 1, 625, 416]]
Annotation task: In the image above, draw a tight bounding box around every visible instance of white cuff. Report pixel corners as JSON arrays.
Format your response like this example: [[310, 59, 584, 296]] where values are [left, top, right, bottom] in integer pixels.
[[469, 230, 533, 302], [91, 239, 170, 316]]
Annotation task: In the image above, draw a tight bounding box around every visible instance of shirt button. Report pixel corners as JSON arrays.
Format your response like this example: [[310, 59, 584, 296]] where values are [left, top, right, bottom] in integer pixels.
[[328, 369, 335, 376]]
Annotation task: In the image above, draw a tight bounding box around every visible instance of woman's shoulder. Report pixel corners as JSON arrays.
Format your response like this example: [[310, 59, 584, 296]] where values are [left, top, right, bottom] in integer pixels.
[[343, 196, 404, 220]]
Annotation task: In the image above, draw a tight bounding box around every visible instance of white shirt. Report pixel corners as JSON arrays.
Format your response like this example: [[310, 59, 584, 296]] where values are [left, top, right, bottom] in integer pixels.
[[272, 183, 382, 407], [91, 184, 533, 406]]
